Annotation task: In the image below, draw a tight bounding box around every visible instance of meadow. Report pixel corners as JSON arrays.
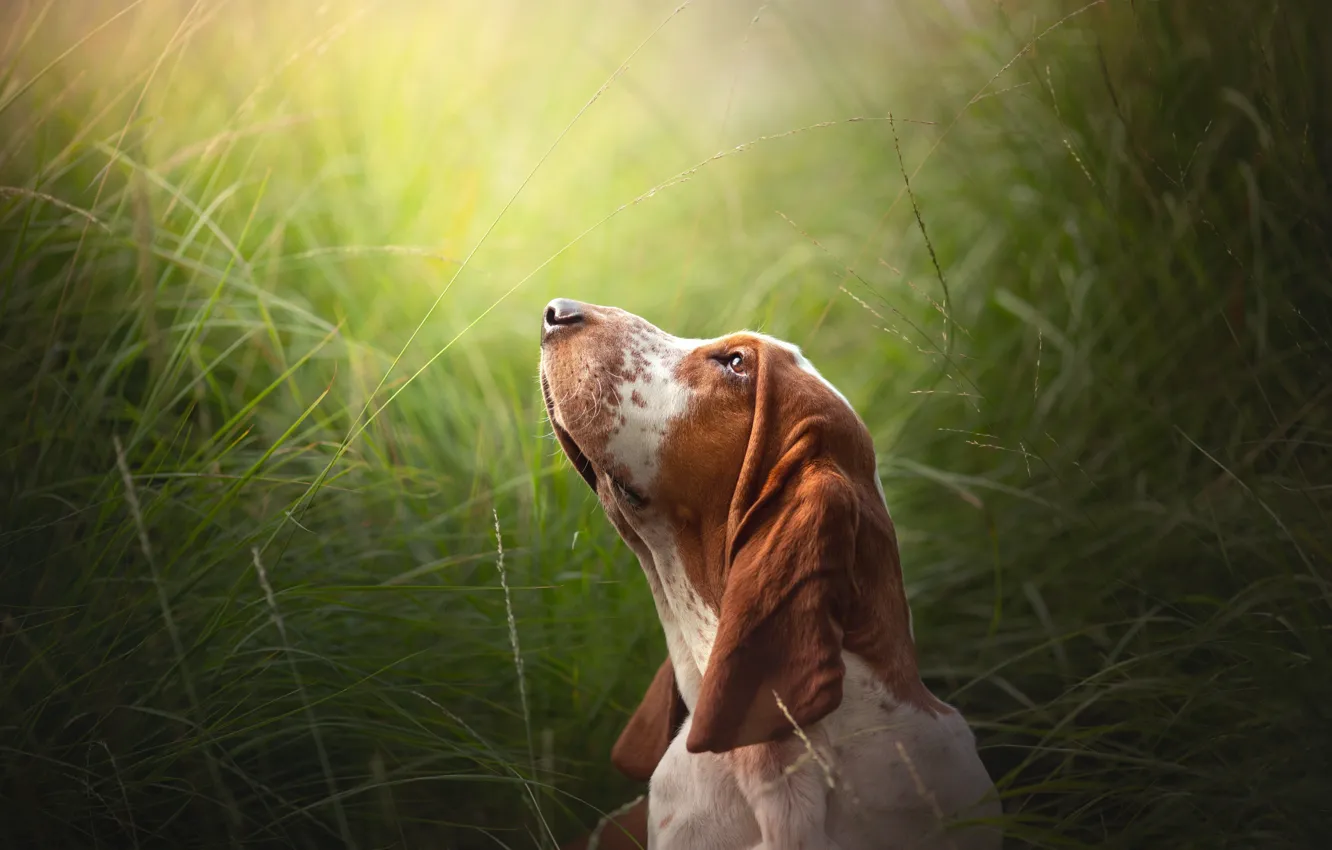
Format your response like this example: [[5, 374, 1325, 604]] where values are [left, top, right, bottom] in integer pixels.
[[2, 1, 1330, 847]]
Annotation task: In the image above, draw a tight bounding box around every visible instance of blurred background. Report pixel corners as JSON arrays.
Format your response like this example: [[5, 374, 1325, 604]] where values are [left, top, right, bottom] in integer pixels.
[[2, 0, 1330, 847]]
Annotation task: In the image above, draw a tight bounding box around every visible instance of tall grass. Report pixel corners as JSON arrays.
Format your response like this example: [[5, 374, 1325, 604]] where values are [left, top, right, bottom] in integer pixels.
[[2, 1, 1330, 848]]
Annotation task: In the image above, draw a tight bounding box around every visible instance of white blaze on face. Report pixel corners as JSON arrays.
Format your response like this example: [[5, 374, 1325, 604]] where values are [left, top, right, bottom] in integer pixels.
[[603, 326, 701, 492]]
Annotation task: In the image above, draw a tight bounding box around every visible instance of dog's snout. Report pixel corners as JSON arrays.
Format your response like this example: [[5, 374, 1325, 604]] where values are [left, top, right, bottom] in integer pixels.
[[542, 298, 586, 340]]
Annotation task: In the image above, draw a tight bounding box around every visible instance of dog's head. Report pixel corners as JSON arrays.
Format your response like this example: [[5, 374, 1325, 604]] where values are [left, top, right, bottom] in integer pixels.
[[538, 299, 927, 774]]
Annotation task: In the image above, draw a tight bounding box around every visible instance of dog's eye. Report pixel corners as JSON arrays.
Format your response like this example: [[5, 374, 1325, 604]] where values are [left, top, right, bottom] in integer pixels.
[[725, 352, 745, 374]]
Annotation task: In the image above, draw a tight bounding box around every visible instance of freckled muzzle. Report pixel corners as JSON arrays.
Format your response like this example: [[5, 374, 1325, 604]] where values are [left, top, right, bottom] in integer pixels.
[[538, 299, 688, 505]]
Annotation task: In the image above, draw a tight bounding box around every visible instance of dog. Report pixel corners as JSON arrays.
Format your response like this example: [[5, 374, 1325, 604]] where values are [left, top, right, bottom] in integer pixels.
[[540, 299, 1001, 849]]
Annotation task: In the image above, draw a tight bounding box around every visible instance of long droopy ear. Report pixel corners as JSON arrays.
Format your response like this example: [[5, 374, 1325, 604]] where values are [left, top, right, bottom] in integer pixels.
[[610, 657, 688, 782], [685, 444, 858, 754]]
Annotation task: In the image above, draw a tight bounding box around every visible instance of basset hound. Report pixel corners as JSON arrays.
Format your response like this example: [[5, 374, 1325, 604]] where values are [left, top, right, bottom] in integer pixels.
[[540, 299, 1002, 850]]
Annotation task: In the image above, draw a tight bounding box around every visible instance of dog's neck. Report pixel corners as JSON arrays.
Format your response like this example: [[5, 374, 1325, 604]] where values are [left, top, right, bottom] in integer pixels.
[[619, 520, 716, 712]]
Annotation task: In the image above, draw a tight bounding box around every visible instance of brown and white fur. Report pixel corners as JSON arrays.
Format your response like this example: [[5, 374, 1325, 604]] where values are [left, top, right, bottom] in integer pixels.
[[539, 299, 1001, 850]]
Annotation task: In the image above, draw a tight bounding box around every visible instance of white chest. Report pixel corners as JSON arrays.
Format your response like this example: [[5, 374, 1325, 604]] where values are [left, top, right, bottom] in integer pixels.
[[645, 655, 1004, 850]]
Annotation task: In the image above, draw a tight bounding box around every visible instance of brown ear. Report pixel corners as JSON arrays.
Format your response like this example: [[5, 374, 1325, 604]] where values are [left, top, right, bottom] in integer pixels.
[[610, 657, 688, 781], [685, 461, 857, 754]]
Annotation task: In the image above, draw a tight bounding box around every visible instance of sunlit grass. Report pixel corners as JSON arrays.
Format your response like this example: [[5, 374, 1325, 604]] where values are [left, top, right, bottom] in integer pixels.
[[3, 0, 1331, 848]]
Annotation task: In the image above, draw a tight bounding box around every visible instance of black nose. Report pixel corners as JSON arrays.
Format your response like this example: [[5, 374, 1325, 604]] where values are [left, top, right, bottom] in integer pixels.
[[542, 298, 585, 338]]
